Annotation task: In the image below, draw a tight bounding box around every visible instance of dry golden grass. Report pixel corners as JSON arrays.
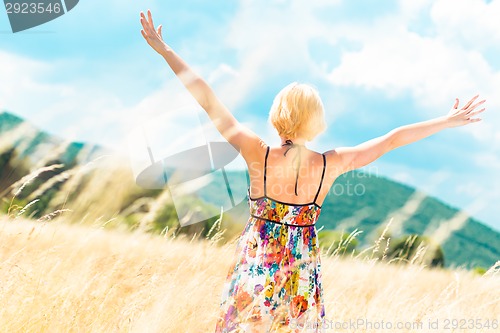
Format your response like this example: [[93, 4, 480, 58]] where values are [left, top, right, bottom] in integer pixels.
[[0, 217, 499, 333]]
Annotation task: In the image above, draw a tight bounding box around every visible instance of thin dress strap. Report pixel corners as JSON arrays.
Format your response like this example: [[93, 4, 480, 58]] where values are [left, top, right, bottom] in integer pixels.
[[313, 154, 327, 204], [263, 145, 270, 197]]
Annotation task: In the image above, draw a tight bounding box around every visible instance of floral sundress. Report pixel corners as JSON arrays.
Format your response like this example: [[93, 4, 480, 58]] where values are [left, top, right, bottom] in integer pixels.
[[215, 144, 327, 332]]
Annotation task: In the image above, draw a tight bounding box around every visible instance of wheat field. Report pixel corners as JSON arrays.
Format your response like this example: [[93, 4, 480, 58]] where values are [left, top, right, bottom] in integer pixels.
[[0, 217, 499, 333]]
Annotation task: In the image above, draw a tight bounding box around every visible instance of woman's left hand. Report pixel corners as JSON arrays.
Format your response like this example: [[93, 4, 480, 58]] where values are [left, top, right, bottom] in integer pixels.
[[140, 10, 167, 55], [446, 95, 486, 127]]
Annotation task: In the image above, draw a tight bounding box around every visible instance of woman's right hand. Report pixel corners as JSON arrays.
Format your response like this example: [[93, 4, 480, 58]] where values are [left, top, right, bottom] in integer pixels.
[[140, 10, 168, 55]]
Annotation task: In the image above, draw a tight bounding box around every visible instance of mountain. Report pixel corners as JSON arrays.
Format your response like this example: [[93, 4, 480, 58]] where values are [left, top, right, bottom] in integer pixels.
[[320, 172, 500, 269], [0, 111, 24, 131], [1, 111, 499, 269], [199, 170, 500, 270], [0, 111, 107, 166]]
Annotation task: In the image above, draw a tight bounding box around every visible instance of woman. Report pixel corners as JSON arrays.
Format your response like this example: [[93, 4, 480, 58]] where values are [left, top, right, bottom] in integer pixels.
[[140, 10, 486, 332]]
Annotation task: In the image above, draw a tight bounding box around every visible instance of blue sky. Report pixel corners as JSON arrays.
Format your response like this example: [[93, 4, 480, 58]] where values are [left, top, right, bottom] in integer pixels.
[[1, 0, 499, 231]]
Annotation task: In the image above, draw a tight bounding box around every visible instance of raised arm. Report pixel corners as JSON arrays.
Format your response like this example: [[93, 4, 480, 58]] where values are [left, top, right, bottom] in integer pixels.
[[139, 10, 264, 160], [327, 95, 486, 174]]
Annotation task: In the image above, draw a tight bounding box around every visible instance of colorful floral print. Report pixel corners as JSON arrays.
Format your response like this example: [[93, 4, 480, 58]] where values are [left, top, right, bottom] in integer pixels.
[[215, 194, 326, 332]]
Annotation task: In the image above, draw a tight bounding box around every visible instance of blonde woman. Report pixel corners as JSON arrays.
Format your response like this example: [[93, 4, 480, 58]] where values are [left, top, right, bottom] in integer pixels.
[[140, 10, 486, 332]]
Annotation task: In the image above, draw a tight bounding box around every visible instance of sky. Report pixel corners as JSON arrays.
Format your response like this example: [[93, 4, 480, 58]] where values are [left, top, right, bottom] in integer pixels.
[[0, 0, 499, 231]]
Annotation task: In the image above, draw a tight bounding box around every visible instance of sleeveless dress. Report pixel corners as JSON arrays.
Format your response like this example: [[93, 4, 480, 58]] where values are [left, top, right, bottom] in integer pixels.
[[215, 144, 327, 332]]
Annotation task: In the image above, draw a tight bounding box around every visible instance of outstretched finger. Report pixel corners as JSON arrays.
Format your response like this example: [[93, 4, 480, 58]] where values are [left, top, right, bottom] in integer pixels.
[[140, 17, 148, 33], [140, 13, 152, 33], [140, 29, 147, 40], [463, 94, 479, 109], [467, 100, 486, 113], [467, 108, 486, 118], [140, 19, 153, 37], [453, 98, 459, 109], [140, 11, 148, 23], [148, 10, 155, 31]]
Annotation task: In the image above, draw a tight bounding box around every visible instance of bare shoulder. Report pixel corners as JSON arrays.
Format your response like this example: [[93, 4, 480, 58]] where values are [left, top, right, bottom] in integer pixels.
[[323, 148, 349, 177], [323, 148, 344, 165], [241, 138, 268, 165]]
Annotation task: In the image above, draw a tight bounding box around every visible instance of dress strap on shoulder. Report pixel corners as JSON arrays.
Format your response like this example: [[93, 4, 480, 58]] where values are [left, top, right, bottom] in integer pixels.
[[313, 153, 327, 204], [263, 145, 270, 196]]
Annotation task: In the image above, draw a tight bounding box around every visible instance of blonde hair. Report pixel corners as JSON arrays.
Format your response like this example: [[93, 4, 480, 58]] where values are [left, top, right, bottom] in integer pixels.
[[268, 82, 327, 141]]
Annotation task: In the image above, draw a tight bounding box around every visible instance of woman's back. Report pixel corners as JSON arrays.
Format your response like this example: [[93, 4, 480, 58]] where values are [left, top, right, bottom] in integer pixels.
[[248, 142, 329, 208], [216, 141, 328, 331]]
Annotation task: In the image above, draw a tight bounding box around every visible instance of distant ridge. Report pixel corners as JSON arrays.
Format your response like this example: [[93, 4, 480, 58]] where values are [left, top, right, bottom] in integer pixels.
[[0, 110, 109, 165], [0, 111, 24, 132], [1, 111, 498, 269], [200, 171, 500, 269]]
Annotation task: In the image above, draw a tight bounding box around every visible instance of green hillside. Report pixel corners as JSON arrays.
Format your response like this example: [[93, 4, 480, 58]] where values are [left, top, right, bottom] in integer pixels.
[[321, 171, 500, 269], [1, 110, 498, 270], [0, 111, 24, 132], [200, 169, 500, 269]]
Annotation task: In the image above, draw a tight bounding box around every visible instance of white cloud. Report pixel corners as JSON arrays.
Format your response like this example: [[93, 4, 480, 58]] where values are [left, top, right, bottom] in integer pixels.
[[0, 50, 128, 145], [0, 51, 70, 118], [326, 0, 500, 140], [0, 49, 201, 152], [392, 171, 416, 185], [321, 1, 500, 230], [329, 5, 500, 107], [217, 0, 499, 142], [431, 0, 500, 49], [473, 151, 500, 170], [208, 0, 355, 148]]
